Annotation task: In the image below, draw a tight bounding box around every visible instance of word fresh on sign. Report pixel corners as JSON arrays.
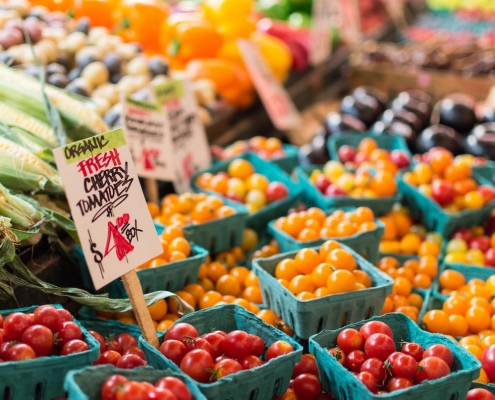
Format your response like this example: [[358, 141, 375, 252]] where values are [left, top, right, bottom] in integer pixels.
[[54, 129, 163, 290], [153, 79, 211, 193], [122, 97, 175, 182]]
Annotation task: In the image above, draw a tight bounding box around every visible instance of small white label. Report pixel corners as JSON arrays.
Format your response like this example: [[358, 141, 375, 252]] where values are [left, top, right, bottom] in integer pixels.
[[53, 129, 163, 290], [153, 79, 211, 193], [122, 97, 175, 181], [238, 39, 302, 131]]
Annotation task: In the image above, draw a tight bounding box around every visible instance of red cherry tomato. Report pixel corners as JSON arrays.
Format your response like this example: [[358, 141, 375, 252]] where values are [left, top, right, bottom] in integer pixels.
[[250, 334, 265, 357], [185, 337, 214, 358], [240, 355, 264, 370], [401, 342, 423, 362], [211, 358, 243, 381], [364, 333, 396, 361], [222, 330, 254, 360], [21, 324, 53, 356], [356, 371, 377, 393], [292, 373, 322, 400], [387, 377, 413, 392], [57, 321, 82, 345], [202, 332, 225, 358], [466, 388, 495, 400], [57, 309, 73, 323], [416, 357, 450, 383], [346, 350, 367, 373], [115, 354, 147, 369], [483, 345, 495, 382], [293, 354, 319, 378], [391, 354, 417, 380], [159, 339, 188, 366], [115, 381, 148, 400], [164, 323, 199, 343], [337, 328, 364, 354], [359, 321, 394, 340], [4, 312, 33, 341], [266, 340, 294, 361], [155, 376, 192, 400], [387, 351, 402, 365], [117, 333, 138, 353], [124, 346, 146, 360], [97, 350, 121, 366], [423, 344, 453, 368], [61, 339, 89, 355], [89, 330, 106, 353], [6, 343, 36, 361], [105, 339, 123, 354], [360, 358, 386, 383], [33, 306, 61, 333], [101, 374, 128, 400], [180, 349, 214, 383]]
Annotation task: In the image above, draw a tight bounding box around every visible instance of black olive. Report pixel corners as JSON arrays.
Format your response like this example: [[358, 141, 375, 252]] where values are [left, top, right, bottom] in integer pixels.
[[103, 52, 122, 75], [148, 55, 169, 77], [77, 53, 98, 69], [110, 73, 122, 84], [74, 17, 91, 35], [25, 65, 41, 80], [104, 108, 122, 127], [48, 73, 69, 88], [55, 52, 72, 71], [66, 84, 89, 97], [46, 63, 67, 76], [0, 52, 17, 66]]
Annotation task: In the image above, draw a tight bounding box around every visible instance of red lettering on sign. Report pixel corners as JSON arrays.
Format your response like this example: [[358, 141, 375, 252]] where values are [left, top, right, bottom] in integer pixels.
[[77, 148, 122, 177]]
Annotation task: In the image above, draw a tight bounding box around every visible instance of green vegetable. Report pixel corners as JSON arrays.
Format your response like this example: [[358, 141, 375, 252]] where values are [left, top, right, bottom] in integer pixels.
[[257, 0, 291, 20]]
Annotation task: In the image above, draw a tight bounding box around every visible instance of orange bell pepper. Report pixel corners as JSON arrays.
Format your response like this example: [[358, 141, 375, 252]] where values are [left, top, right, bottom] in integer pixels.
[[185, 59, 255, 109], [160, 14, 223, 64], [73, 0, 115, 28], [113, 0, 170, 52]]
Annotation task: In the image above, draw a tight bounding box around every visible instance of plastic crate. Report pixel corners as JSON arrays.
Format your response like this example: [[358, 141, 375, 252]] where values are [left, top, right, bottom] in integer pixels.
[[0, 304, 100, 400], [213, 145, 299, 174], [64, 365, 206, 400], [309, 313, 481, 400], [399, 172, 495, 238], [73, 244, 208, 297], [139, 304, 303, 400], [191, 153, 301, 232], [154, 197, 249, 254], [268, 213, 384, 265], [327, 132, 411, 164], [295, 165, 401, 216], [252, 244, 394, 339]]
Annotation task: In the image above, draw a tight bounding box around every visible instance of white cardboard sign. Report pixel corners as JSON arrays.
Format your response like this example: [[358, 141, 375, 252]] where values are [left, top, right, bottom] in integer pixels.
[[237, 39, 302, 131], [122, 97, 175, 181], [310, 0, 334, 66], [152, 79, 211, 193], [53, 129, 163, 290]]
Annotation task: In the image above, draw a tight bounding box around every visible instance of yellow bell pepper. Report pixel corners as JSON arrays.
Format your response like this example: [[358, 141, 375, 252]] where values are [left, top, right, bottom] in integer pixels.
[[249, 31, 293, 82], [201, 0, 254, 23]]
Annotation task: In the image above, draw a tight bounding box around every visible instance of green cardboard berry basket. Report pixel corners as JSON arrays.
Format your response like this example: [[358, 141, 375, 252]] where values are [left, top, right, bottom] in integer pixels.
[[154, 196, 249, 254], [64, 365, 206, 400], [138, 304, 303, 400], [0, 304, 100, 400], [327, 132, 411, 164], [79, 316, 143, 340], [295, 165, 401, 216], [473, 164, 495, 187], [252, 243, 394, 339], [268, 212, 384, 265], [309, 313, 481, 400], [72, 244, 208, 297], [191, 153, 301, 232], [398, 172, 495, 238]]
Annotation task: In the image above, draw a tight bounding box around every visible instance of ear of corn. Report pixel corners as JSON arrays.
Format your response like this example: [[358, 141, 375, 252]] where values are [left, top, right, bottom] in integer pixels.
[[0, 123, 55, 161], [0, 136, 63, 193], [0, 101, 57, 146], [0, 64, 109, 140], [0, 183, 42, 229]]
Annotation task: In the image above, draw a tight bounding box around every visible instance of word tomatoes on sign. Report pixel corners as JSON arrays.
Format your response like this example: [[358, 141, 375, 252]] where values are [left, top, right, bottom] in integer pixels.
[[53, 129, 163, 290]]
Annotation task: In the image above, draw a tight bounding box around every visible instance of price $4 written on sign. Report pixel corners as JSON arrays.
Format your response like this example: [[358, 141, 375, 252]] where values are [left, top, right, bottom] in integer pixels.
[[53, 129, 163, 290]]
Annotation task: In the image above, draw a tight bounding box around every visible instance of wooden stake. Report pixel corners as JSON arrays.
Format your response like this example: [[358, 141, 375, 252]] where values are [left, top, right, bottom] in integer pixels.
[[144, 179, 159, 204], [121, 270, 159, 348]]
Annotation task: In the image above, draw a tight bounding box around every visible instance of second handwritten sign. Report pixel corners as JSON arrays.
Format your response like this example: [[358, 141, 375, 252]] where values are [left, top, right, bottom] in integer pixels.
[[53, 129, 163, 290]]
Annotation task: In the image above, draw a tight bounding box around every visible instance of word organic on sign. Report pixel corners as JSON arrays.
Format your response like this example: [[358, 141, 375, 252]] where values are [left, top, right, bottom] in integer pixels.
[[238, 39, 302, 131], [153, 79, 211, 193], [122, 97, 175, 181], [54, 129, 163, 290]]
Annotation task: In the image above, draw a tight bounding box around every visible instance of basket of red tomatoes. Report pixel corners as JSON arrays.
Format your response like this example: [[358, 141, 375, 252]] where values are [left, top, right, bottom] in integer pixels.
[[138, 304, 303, 400]]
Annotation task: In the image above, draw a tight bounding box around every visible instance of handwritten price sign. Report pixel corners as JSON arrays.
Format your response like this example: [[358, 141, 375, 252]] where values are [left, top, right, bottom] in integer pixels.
[[238, 39, 302, 131], [54, 129, 163, 290], [310, 0, 334, 66], [153, 79, 211, 193], [122, 97, 175, 181]]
